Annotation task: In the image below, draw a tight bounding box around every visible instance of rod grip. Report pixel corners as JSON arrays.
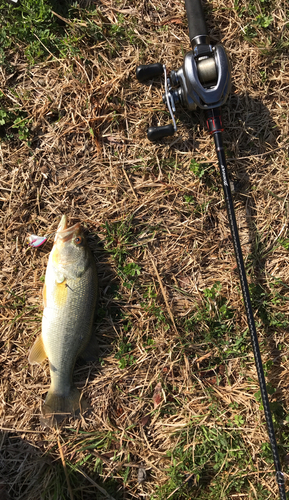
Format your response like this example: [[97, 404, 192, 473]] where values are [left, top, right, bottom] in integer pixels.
[[136, 63, 164, 83], [147, 125, 175, 141], [184, 0, 208, 44]]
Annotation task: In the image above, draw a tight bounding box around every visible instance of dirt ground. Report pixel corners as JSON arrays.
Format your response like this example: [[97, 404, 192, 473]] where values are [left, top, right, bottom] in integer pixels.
[[1, 0, 289, 498]]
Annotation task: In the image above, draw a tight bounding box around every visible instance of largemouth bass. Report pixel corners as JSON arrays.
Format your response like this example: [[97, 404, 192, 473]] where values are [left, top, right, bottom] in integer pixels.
[[29, 215, 98, 425]]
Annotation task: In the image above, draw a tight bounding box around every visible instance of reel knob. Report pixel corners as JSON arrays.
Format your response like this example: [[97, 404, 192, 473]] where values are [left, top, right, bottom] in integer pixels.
[[136, 63, 164, 83], [147, 125, 175, 141]]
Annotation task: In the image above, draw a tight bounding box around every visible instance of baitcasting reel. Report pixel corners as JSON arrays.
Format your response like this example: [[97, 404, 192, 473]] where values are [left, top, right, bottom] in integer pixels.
[[136, 9, 231, 141]]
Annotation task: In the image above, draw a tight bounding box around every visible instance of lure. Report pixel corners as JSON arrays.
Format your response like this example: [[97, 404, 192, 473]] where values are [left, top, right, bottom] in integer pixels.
[[27, 234, 47, 248]]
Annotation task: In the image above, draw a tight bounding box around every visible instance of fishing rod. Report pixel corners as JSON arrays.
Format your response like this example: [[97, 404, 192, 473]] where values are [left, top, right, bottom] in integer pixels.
[[136, 0, 286, 497]]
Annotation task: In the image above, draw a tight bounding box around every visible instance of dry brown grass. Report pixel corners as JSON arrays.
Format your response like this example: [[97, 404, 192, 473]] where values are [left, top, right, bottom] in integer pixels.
[[1, 0, 289, 498]]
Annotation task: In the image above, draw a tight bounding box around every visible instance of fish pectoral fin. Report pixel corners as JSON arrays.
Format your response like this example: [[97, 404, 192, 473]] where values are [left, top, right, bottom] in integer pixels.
[[40, 386, 86, 428], [28, 335, 47, 365]]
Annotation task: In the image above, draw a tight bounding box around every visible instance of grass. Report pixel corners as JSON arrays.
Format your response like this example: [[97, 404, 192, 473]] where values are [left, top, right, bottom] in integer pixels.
[[0, 0, 289, 498]]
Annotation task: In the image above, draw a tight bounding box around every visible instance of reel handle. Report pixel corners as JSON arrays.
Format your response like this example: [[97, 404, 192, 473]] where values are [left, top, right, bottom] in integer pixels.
[[136, 63, 164, 83], [147, 125, 175, 141], [184, 0, 209, 46]]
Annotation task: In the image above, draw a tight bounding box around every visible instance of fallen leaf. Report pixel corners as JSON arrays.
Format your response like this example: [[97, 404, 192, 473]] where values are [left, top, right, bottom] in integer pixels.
[[140, 415, 150, 427], [101, 452, 115, 459], [219, 364, 225, 376], [116, 406, 124, 416], [204, 376, 217, 385], [153, 382, 163, 409]]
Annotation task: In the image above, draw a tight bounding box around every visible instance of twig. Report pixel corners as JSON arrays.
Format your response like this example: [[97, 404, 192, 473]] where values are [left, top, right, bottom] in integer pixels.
[[57, 435, 74, 500], [150, 256, 178, 335], [8, 169, 15, 213], [76, 466, 117, 500], [226, 145, 287, 161], [51, 10, 74, 26], [122, 166, 138, 200], [34, 33, 61, 63], [0, 426, 44, 434]]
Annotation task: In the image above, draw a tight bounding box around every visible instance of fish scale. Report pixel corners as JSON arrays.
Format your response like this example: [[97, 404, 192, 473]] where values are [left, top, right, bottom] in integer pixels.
[[43, 263, 97, 392]]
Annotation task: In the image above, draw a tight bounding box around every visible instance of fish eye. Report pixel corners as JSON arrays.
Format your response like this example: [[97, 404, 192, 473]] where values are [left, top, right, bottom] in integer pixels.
[[74, 236, 82, 245]]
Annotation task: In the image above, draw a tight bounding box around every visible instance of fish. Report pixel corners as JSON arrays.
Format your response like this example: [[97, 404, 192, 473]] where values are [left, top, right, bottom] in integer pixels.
[[29, 215, 98, 426]]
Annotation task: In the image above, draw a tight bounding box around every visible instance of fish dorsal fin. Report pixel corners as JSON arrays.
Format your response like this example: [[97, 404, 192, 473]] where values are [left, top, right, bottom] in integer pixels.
[[29, 335, 47, 365]]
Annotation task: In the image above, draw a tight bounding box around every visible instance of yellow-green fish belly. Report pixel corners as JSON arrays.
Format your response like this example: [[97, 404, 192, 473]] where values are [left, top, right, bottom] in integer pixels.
[[42, 258, 98, 396]]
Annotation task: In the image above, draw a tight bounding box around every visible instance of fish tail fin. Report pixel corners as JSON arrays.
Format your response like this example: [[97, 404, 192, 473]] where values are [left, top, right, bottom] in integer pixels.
[[40, 386, 87, 428]]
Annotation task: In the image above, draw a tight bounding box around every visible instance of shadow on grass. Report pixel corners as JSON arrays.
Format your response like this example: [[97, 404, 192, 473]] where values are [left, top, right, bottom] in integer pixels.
[[142, 89, 281, 155], [0, 430, 126, 500], [48, 0, 96, 20], [71, 230, 125, 416]]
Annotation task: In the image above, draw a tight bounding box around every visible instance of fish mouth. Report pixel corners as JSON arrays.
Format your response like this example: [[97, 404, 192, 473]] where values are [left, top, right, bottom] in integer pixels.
[[57, 215, 68, 232], [55, 216, 82, 243]]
